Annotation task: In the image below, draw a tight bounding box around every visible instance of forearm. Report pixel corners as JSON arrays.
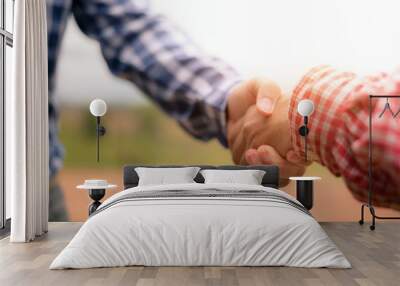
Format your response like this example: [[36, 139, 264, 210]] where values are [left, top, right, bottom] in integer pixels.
[[72, 0, 241, 145], [289, 66, 400, 209], [115, 16, 241, 145]]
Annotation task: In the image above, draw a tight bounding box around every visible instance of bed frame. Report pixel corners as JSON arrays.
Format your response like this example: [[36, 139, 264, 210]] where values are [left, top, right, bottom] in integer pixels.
[[123, 165, 280, 189]]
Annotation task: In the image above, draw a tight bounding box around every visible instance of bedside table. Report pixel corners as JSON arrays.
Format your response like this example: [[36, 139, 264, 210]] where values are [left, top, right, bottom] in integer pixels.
[[289, 177, 321, 210], [77, 180, 117, 216]]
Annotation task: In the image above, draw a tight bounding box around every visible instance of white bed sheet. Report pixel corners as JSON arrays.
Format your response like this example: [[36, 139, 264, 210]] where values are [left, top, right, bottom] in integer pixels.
[[50, 183, 350, 269]]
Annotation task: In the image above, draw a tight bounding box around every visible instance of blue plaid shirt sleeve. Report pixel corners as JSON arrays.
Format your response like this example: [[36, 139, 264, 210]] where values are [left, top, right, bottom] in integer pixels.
[[47, 0, 73, 177], [72, 0, 241, 144], [47, 0, 241, 176]]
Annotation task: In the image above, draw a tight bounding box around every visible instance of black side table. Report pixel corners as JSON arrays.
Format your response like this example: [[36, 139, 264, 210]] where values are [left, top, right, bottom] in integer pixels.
[[289, 177, 321, 210], [77, 180, 117, 216]]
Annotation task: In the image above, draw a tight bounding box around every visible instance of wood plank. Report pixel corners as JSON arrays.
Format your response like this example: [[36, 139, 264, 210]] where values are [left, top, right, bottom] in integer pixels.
[[0, 222, 399, 286]]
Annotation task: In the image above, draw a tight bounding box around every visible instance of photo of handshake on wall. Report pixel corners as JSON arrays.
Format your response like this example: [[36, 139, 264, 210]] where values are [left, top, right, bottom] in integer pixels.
[[41, 1, 400, 223]]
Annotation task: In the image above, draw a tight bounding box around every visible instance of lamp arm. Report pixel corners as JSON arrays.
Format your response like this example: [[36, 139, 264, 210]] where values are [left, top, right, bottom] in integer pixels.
[[298, 116, 309, 162], [304, 116, 308, 162], [96, 117, 100, 162], [304, 127, 308, 162]]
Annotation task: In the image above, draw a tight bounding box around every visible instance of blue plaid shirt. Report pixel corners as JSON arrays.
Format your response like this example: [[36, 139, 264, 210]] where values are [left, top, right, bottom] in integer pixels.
[[47, 0, 241, 176]]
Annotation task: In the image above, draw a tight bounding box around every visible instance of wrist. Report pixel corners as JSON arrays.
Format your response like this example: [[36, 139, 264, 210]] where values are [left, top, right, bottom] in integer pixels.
[[216, 79, 243, 147], [225, 81, 243, 125], [273, 95, 292, 156]]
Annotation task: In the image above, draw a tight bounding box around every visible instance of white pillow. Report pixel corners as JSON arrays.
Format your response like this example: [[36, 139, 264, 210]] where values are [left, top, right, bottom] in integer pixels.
[[200, 169, 266, 185], [135, 167, 200, 186]]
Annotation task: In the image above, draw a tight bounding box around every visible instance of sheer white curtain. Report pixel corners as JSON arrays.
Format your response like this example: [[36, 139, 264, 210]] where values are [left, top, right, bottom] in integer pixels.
[[7, 0, 49, 242]]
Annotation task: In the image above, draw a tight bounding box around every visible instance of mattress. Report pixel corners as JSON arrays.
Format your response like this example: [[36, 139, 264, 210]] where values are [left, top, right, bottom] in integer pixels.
[[50, 183, 350, 269]]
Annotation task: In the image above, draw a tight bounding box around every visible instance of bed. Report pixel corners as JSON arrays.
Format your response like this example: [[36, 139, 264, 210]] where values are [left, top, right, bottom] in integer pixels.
[[50, 165, 350, 269]]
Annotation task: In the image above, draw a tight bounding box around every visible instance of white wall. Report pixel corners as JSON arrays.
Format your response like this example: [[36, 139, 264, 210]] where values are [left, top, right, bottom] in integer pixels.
[[5, 45, 12, 219], [4, 0, 14, 220], [57, 0, 400, 104]]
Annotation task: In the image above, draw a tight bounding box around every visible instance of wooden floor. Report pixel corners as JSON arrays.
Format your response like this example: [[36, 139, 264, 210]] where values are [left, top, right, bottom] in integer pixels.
[[0, 222, 399, 286]]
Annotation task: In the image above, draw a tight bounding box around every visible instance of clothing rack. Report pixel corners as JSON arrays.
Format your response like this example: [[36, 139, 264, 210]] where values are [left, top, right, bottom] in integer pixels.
[[359, 95, 400, 230]]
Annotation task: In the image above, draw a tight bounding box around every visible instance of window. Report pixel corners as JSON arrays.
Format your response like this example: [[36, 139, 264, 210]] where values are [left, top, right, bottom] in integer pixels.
[[0, 0, 13, 231]]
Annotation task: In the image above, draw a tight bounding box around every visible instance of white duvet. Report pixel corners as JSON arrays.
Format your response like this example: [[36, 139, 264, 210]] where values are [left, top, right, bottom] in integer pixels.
[[50, 183, 350, 269]]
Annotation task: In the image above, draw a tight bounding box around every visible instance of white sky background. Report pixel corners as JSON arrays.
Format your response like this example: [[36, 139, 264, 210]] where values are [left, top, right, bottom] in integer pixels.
[[56, 0, 400, 105]]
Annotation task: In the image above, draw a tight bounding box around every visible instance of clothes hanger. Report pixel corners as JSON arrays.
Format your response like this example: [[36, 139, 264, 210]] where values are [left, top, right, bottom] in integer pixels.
[[378, 97, 395, 118], [394, 105, 400, 118]]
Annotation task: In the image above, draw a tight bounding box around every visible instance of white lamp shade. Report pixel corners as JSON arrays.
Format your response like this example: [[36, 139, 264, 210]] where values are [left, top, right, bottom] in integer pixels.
[[89, 99, 107, 117], [297, 99, 314, 116]]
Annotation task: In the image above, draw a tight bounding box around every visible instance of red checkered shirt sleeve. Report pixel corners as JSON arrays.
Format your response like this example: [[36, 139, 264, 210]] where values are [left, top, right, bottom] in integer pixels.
[[289, 65, 400, 209]]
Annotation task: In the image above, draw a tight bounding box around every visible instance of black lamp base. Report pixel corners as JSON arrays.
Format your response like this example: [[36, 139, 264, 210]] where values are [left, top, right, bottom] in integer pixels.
[[88, 189, 105, 215], [296, 180, 313, 210]]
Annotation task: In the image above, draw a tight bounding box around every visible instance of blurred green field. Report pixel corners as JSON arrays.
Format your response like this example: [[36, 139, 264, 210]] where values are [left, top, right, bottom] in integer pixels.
[[59, 104, 232, 168]]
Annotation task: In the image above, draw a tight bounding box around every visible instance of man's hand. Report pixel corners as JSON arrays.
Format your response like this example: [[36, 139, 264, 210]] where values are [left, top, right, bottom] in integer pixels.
[[226, 78, 308, 186], [245, 145, 310, 186], [226, 78, 291, 164]]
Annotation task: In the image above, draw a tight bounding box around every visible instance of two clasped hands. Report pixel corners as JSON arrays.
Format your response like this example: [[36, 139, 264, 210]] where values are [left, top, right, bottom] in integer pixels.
[[226, 79, 308, 186]]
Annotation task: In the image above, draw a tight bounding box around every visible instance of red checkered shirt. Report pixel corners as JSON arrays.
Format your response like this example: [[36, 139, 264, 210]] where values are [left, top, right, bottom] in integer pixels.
[[289, 66, 400, 210]]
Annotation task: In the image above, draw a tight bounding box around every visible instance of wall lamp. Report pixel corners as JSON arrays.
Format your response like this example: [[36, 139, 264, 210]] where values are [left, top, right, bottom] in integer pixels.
[[89, 99, 107, 162], [297, 99, 314, 162]]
